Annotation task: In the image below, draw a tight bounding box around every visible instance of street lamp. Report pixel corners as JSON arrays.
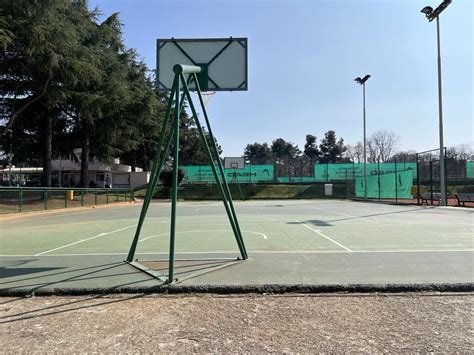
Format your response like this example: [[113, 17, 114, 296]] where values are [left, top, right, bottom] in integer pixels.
[[354, 74, 371, 199], [420, 0, 452, 206]]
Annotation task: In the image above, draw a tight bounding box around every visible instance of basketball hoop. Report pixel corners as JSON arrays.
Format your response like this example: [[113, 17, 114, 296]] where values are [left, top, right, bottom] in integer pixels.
[[201, 91, 216, 107]]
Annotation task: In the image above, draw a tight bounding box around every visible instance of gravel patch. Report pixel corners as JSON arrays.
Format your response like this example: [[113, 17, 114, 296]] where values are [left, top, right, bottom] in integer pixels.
[[1, 293, 472, 353]]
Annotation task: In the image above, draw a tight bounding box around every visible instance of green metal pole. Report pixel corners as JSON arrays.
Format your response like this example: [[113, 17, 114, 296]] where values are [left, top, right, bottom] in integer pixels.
[[167, 75, 181, 283], [416, 154, 420, 205], [126, 76, 190, 262], [394, 158, 398, 203], [190, 73, 248, 258], [106, 191, 109, 204], [181, 74, 247, 259], [44, 189, 48, 210], [94, 192, 97, 206], [64, 190, 67, 208], [81, 190, 84, 206], [19, 188, 23, 212]]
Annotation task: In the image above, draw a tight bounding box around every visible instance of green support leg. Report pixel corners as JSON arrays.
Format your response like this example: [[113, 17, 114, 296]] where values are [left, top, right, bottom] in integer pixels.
[[126, 76, 187, 262], [181, 74, 247, 259], [190, 74, 248, 258], [167, 77, 181, 283]]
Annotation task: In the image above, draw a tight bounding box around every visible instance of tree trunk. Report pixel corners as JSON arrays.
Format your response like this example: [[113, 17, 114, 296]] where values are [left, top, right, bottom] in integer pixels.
[[79, 132, 89, 187], [131, 151, 136, 172], [143, 144, 148, 172], [41, 114, 52, 187]]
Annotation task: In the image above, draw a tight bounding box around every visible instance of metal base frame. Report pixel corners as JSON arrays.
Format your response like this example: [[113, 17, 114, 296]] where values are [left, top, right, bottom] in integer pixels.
[[126, 65, 248, 284]]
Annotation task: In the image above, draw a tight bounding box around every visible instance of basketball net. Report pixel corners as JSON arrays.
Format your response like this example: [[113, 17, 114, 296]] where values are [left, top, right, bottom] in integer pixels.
[[200, 91, 216, 108]]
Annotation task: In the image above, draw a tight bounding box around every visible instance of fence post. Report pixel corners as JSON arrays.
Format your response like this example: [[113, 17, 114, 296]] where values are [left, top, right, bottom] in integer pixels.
[[64, 190, 68, 208], [394, 158, 398, 203], [81, 190, 84, 207], [444, 147, 448, 202], [19, 188, 23, 212], [106, 191, 109, 204], [44, 189, 48, 210], [378, 160, 381, 202], [429, 158, 433, 205], [416, 154, 420, 205], [94, 192, 98, 206]]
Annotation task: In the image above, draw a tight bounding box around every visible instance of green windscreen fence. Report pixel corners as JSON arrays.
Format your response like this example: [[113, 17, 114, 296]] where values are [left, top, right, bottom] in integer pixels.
[[467, 162, 474, 179], [355, 170, 414, 199], [277, 177, 317, 183], [315, 162, 417, 181], [181, 165, 274, 184]]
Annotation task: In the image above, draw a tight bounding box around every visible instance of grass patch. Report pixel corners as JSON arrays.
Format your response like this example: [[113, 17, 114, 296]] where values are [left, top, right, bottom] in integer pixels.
[[135, 183, 349, 200]]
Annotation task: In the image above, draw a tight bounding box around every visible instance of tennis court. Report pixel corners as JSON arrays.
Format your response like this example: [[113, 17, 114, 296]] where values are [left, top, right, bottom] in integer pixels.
[[0, 199, 472, 295]]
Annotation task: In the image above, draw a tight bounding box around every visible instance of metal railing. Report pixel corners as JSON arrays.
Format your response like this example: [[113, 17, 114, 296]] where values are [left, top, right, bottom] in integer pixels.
[[0, 187, 134, 214]]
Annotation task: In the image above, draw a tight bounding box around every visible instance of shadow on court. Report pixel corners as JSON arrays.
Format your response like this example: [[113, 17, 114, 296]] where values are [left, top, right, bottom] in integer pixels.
[[0, 293, 145, 325]]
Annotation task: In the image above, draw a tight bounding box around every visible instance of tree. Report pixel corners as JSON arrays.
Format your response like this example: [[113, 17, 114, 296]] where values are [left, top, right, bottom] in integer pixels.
[[1, 2, 167, 186], [271, 138, 301, 178], [1, 0, 97, 185], [344, 142, 364, 163], [243, 142, 273, 164], [304, 134, 320, 164], [446, 144, 473, 161], [318, 130, 346, 163], [389, 150, 417, 163], [367, 130, 400, 163]]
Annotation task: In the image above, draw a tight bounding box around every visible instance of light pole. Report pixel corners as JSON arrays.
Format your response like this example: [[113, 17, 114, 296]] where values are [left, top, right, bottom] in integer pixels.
[[420, 0, 451, 206], [355, 74, 371, 199]]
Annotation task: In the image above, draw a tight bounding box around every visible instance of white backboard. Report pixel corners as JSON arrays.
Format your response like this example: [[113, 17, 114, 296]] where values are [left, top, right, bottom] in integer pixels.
[[224, 157, 245, 170], [157, 38, 248, 92]]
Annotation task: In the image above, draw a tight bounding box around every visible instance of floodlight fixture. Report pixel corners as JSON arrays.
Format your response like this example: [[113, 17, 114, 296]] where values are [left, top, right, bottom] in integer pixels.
[[421, 6, 433, 15], [421, 0, 452, 22], [354, 75, 371, 85]]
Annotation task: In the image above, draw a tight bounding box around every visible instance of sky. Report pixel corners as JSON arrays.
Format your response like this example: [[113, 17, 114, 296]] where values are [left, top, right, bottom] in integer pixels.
[[89, 0, 473, 157]]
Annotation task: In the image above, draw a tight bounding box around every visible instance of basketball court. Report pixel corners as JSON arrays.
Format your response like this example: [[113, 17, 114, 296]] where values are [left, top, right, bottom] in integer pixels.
[[1, 199, 472, 295], [1, 37, 472, 295]]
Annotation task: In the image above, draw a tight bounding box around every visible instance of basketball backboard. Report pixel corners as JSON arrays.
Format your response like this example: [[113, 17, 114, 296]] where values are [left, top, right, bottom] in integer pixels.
[[224, 157, 245, 170], [157, 37, 248, 92]]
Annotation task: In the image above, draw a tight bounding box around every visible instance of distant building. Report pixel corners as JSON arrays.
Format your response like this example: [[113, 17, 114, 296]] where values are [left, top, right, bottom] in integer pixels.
[[0, 157, 149, 189]]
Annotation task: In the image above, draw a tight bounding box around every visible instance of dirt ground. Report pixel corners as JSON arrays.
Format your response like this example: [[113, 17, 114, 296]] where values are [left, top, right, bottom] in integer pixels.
[[1, 293, 472, 353]]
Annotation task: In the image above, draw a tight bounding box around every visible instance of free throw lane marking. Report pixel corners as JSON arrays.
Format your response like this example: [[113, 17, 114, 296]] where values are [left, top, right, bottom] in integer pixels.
[[34, 224, 137, 256], [295, 219, 353, 252], [139, 229, 268, 242]]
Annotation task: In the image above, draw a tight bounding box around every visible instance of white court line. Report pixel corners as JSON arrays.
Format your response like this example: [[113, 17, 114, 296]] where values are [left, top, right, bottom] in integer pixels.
[[307, 206, 378, 224], [295, 219, 352, 252], [259, 217, 278, 221], [139, 229, 268, 242], [3, 249, 473, 257], [33, 224, 137, 256]]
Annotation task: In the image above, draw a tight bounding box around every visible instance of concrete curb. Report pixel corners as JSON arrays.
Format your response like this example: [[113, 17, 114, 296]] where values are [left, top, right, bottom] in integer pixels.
[[1, 283, 473, 297]]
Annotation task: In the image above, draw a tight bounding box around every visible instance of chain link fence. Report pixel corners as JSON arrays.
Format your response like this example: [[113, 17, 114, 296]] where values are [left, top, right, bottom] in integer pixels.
[[0, 187, 135, 214]]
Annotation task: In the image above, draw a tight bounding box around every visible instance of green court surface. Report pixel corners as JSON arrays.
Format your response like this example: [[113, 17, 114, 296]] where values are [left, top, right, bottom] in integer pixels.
[[0, 200, 473, 294]]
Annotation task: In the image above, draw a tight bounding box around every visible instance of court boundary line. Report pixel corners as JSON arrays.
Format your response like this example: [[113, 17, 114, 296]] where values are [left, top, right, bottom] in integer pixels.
[[2, 249, 474, 257], [33, 224, 137, 256], [295, 220, 353, 252]]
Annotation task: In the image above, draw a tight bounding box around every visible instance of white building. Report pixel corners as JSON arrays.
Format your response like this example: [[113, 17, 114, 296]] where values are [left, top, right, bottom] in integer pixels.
[[1, 156, 149, 189]]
